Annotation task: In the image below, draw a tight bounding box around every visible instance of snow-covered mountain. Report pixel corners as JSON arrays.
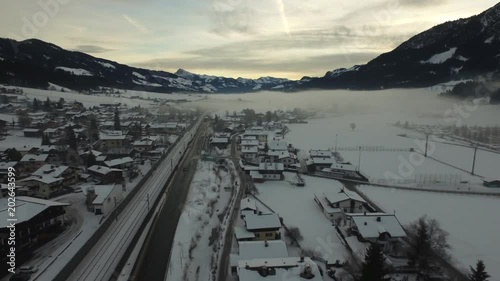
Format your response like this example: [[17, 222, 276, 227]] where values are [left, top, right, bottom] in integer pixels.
[[0, 39, 297, 94], [300, 2, 500, 91]]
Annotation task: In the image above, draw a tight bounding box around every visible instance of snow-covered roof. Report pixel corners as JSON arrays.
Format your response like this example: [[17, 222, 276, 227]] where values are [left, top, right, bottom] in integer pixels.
[[242, 146, 258, 153], [309, 150, 333, 158], [235, 240, 288, 264], [244, 213, 281, 231], [258, 162, 284, 171], [133, 140, 154, 146], [88, 165, 122, 175], [100, 133, 126, 140], [90, 185, 118, 205], [241, 135, 257, 141], [330, 162, 357, 172], [238, 257, 323, 281], [309, 157, 336, 165], [0, 161, 17, 172], [104, 157, 133, 168], [23, 128, 41, 133], [351, 214, 406, 239], [234, 226, 256, 240], [210, 137, 229, 144], [33, 164, 69, 178], [269, 140, 287, 151], [0, 196, 69, 228], [20, 154, 49, 162], [267, 150, 291, 159], [324, 188, 366, 204], [240, 197, 257, 211], [241, 140, 259, 146]]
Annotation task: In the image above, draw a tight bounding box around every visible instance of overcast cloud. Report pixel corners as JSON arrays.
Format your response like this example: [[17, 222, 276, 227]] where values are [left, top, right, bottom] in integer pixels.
[[0, 0, 497, 79]]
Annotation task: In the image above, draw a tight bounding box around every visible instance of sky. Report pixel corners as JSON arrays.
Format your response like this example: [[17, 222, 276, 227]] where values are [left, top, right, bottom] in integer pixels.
[[0, 0, 499, 79]]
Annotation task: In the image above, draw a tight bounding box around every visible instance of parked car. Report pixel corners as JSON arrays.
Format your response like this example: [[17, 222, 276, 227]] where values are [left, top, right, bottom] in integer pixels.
[[19, 266, 38, 274]]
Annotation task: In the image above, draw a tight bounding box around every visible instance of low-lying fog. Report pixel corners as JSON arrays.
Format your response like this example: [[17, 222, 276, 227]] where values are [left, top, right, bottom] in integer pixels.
[[191, 89, 500, 126]]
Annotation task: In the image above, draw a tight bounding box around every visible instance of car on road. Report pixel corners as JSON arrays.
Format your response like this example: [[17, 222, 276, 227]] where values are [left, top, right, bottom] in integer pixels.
[[19, 266, 38, 274]]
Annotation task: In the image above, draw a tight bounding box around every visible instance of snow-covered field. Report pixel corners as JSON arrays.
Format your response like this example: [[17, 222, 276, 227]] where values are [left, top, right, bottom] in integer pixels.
[[358, 185, 500, 278], [0, 129, 41, 150], [0, 84, 205, 108], [255, 173, 349, 264], [167, 160, 235, 281]]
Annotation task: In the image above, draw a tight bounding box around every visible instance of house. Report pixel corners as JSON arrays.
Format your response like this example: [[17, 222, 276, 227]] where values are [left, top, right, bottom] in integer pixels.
[[237, 257, 323, 281], [314, 188, 367, 222], [269, 140, 287, 152], [347, 213, 407, 254], [18, 164, 77, 198], [230, 240, 289, 274], [23, 128, 42, 138], [306, 156, 336, 172], [240, 197, 257, 218], [0, 197, 69, 263], [88, 165, 124, 184], [210, 137, 230, 149], [267, 150, 297, 168], [0, 161, 18, 183], [133, 138, 156, 152], [43, 127, 63, 138], [242, 130, 268, 143], [104, 157, 134, 169], [241, 146, 258, 162], [243, 213, 282, 241], [38, 145, 68, 164], [483, 179, 500, 188], [19, 154, 49, 175], [99, 133, 128, 151], [309, 149, 333, 158], [85, 184, 123, 216], [258, 162, 284, 181]]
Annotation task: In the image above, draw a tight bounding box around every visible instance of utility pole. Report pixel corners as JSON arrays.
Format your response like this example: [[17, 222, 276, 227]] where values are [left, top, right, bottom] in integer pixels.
[[335, 134, 338, 152], [146, 193, 150, 210], [358, 146, 361, 172], [424, 134, 429, 157], [472, 144, 478, 175]]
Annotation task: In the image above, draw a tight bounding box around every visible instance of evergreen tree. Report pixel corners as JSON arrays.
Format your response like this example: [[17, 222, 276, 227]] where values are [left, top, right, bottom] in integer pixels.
[[41, 134, 51, 145], [32, 98, 39, 111], [359, 243, 386, 281], [114, 109, 121, 130], [410, 217, 431, 270], [7, 148, 22, 162], [90, 118, 99, 141], [86, 152, 97, 168], [65, 126, 78, 150], [469, 260, 490, 281], [0, 95, 8, 104], [44, 97, 52, 111]]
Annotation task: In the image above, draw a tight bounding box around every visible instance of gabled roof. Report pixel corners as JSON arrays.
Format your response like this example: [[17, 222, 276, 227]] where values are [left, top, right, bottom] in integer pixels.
[[350, 214, 406, 239], [269, 140, 287, 151], [240, 197, 257, 211], [104, 157, 133, 167], [88, 165, 122, 175], [0, 196, 69, 228], [324, 188, 366, 204], [309, 150, 333, 158], [20, 154, 49, 162], [244, 213, 281, 231]]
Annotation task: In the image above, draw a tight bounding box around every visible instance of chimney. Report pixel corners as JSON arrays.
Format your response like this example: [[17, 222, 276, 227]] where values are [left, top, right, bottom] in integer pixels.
[[364, 211, 367, 216], [364, 222, 367, 225], [265, 240, 268, 247], [300, 256, 304, 262], [376, 216, 381, 222]]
